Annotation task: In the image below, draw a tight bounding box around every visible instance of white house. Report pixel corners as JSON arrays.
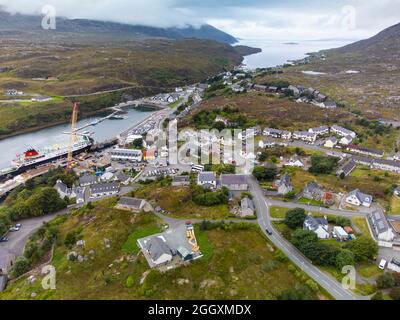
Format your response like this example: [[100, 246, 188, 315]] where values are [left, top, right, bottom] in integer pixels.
[[339, 135, 353, 146], [90, 182, 120, 198], [324, 137, 338, 148], [110, 148, 143, 162], [293, 131, 317, 143], [331, 125, 356, 138], [303, 215, 330, 239], [309, 126, 329, 136], [284, 157, 304, 168], [345, 189, 373, 208], [197, 172, 217, 189], [368, 211, 395, 242], [144, 237, 173, 266]]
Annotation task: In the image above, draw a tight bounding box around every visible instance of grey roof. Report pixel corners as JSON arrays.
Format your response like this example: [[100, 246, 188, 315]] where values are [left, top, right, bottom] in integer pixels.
[[198, 171, 216, 182], [118, 197, 144, 209], [347, 145, 384, 157], [369, 211, 390, 235], [275, 173, 292, 188], [55, 180, 69, 194], [338, 159, 357, 176], [79, 175, 98, 185], [310, 126, 329, 133], [323, 101, 337, 108], [115, 171, 129, 182], [90, 182, 119, 194], [173, 176, 190, 183], [331, 125, 354, 136], [348, 189, 372, 204], [326, 137, 338, 143], [304, 182, 322, 194], [304, 215, 328, 231], [221, 174, 248, 186], [241, 197, 255, 212], [145, 237, 172, 261]]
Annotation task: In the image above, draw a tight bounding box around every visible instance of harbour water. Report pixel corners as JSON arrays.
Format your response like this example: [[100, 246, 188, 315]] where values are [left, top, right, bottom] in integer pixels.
[[238, 39, 354, 69], [0, 108, 153, 169]]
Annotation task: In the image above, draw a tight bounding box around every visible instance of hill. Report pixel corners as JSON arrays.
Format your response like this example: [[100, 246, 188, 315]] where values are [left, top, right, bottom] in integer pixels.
[[0, 10, 237, 44], [255, 22, 400, 119]]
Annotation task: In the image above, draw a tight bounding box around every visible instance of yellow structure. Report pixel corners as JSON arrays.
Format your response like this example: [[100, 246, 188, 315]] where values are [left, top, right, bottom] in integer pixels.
[[186, 222, 200, 253], [67, 102, 79, 170]]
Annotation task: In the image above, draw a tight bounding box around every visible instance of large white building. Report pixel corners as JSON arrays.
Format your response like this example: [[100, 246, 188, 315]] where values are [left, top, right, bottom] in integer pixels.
[[368, 211, 395, 243], [110, 148, 143, 162], [345, 189, 373, 208]]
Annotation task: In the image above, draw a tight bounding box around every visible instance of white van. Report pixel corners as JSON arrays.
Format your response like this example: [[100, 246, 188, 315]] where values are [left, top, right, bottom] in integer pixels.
[[379, 259, 387, 270]]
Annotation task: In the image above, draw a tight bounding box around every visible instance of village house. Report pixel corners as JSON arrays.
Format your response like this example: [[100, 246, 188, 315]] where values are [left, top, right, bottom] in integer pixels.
[[54, 180, 88, 204], [115, 171, 131, 185], [331, 125, 356, 138], [308, 126, 329, 136], [321, 101, 337, 109], [79, 174, 99, 187], [288, 85, 300, 97], [368, 210, 395, 242], [197, 172, 217, 189], [240, 197, 256, 217], [263, 128, 292, 140], [336, 159, 357, 177], [324, 137, 338, 148], [172, 176, 190, 187], [371, 159, 400, 174], [284, 156, 305, 168], [293, 131, 317, 143], [89, 182, 120, 199], [346, 145, 384, 158], [258, 138, 276, 149], [303, 215, 330, 239], [339, 135, 354, 146], [273, 173, 293, 195], [303, 182, 324, 201], [116, 197, 151, 213], [110, 148, 143, 162], [143, 237, 173, 267], [345, 189, 373, 208], [220, 174, 248, 191], [253, 84, 267, 92]]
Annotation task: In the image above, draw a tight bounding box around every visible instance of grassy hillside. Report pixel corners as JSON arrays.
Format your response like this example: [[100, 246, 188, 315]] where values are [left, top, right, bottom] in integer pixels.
[[0, 198, 328, 300]]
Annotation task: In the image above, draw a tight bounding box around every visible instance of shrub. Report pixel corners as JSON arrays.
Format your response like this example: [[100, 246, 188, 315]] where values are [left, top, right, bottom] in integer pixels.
[[376, 273, 396, 289], [306, 279, 319, 292], [10, 256, 31, 278], [126, 276, 135, 288], [284, 208, 306, 229]]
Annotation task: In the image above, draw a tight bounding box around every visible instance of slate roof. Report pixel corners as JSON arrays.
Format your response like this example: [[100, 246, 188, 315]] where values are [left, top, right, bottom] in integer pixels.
[[198, 172, 216, 182], [304, 215, 328, 231], [347, 189, 372, 204], [90, 182, 119, 194], [79, 175, 98, 186], [118, 197, 144, 209], [368, 211, 390, 235], [145, 237, 172, 262], [220, 174, 248, 185]]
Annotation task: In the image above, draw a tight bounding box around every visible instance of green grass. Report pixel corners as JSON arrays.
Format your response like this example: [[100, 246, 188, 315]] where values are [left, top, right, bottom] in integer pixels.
[[390, 196, 400, 215], [352, 217, 372, 239], [357, 263, 383, 279], [298, 197, 324, 206], [0, 208, 328, 300], [122, 224, 163, 254], [270, 206, 288, 219]]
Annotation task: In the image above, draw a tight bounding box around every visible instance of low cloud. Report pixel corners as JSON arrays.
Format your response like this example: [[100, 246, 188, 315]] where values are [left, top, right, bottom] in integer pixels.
[[0, 0, 398, 39]]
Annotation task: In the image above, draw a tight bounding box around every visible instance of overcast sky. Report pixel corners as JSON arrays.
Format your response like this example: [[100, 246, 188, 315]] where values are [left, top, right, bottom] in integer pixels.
[[0, 0, 399, 40]]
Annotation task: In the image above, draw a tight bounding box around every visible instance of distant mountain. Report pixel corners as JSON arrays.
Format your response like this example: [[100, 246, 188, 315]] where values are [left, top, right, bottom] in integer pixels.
[[335, 22, 400, 56], [0, 10, 237, 44]]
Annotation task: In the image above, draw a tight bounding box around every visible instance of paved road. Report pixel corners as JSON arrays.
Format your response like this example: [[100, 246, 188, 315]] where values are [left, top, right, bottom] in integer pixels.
[[267, 199, 370, 218], [0, 208, 71, 273], [248, 176, 364, 300]]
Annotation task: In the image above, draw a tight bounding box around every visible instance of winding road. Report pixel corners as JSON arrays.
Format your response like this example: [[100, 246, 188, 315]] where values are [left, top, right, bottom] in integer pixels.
[[248, 176, 364, 300]]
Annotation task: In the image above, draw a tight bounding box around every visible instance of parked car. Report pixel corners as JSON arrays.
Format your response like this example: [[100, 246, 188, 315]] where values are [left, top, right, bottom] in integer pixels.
[[9, 225, 21, 232], [0, 236, 9, 243], [379, 259, 387, 270]]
